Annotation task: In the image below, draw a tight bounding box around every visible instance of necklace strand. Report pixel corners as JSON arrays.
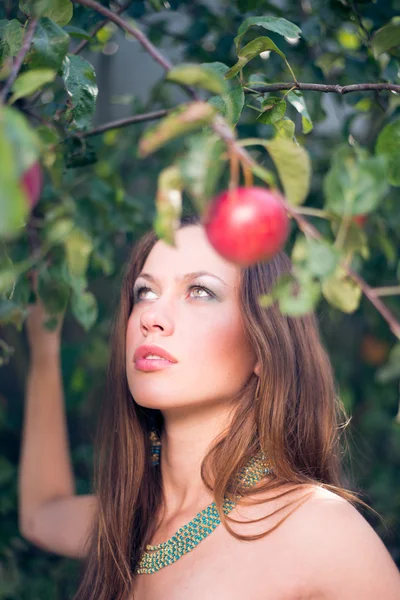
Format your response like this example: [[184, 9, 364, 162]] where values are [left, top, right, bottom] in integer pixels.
[[135, 451, 273, 574]]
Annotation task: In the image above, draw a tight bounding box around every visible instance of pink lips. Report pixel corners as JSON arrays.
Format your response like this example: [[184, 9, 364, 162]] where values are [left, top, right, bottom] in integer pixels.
[[134, 357, 176, 372], [134, 344, 178, 372]]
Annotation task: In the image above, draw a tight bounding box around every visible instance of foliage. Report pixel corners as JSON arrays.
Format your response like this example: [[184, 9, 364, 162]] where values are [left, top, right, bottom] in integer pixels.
[[0, 0, 400, 596]]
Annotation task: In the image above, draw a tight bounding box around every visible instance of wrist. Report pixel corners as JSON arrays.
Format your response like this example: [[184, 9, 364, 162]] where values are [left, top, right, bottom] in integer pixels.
[[30, 348, 61, 368]]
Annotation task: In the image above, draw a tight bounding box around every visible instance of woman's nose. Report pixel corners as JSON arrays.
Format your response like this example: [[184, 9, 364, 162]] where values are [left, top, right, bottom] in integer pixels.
[[140, 305, 174, 334]]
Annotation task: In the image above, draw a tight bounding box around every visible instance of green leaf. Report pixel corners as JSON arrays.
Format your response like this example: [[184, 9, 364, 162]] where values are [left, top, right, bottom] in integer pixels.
[[0, 20, 24, 62], [257, 96, 286, 124], [273, 117, 295, 139], [201, 61, 231, 77], [166, 63, 229, 96], [0, 106, 40, 237], [225, 37, 294, 81], [208, 84, 245, 126], [375, 118, 400, 186], [153, 165, 184, 247], [234, 16, 301, 52], [0, 106, 41, 176], [64, 25, 92, 40], [330, 219, 370, 260], [324, 146, 389, 214], [64, 229, 93, 278], [235, 138, 277, 186], [286, 90, 313, 134], [321, 266, 362, 313], [262, 268, 321, 316], [44, 217, 75, 245], [264, 137, 311, 205], [138, 101, 217, 157], [26, 17, 70, 71], [179, 131, 226, 214], [0, 298, 28, 329], [372, 17, 400, 58], [37, 272, 70, 315], [306, 238, 340, 278], [0, 134, 28, 238], [168, 62, 245, 127], [0, 268, 17, 295], [19, 0, 73, 27], [62, 54, 98, 130], [375, 343, 400, 383], [10, 68, 56, 103], [71, 289, 98, 331]]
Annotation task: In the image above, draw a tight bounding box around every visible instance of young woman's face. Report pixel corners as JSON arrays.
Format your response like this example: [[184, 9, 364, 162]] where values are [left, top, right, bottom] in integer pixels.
[[126, 225, 259, 413]]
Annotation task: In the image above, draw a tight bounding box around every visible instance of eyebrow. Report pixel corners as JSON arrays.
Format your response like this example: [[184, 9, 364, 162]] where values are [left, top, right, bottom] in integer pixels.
[[135, 271, 229, 287]]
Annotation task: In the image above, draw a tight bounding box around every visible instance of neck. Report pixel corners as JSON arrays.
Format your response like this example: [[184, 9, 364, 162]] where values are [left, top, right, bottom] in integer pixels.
[[158, 403, 235, 519]]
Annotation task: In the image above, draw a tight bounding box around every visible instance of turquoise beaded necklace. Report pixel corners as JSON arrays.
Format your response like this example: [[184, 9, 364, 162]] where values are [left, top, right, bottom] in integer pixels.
[[135, 451, 273, 574]]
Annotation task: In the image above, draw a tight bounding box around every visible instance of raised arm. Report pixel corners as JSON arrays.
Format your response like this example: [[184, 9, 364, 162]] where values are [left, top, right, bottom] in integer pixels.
[[18, 277, 97, 558]]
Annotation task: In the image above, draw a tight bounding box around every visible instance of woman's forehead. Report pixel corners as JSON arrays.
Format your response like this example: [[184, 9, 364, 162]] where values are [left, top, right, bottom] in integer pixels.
[[141, 226, 240, 286]]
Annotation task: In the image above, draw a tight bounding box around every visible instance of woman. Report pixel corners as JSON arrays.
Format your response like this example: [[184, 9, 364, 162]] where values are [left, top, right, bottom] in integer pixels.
[[20, 214, 400, 599]]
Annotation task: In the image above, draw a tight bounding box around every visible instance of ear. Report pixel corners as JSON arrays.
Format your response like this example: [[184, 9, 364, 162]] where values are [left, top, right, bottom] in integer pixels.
[[254, 362, 260, 377]]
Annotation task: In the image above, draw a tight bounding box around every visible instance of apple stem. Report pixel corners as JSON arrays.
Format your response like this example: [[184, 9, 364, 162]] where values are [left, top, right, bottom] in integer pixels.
[[229, 148, 240, 191], [242, 161, 254, 187]]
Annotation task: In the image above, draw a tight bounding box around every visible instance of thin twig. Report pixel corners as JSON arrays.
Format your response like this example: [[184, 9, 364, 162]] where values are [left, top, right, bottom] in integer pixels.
[[72, 0, 198, 100], [72, 0, 173, 71], [83, 109, 170, 136], [244, 82, 400, 95], [371, 286, 400, 297], [71, 0, 134, 55], [0, 18, 38, 103], [346, 267, 400, 338]]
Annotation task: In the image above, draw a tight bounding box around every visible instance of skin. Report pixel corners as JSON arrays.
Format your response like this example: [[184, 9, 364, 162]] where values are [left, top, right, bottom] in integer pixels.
[[125, 224, 400, 599]]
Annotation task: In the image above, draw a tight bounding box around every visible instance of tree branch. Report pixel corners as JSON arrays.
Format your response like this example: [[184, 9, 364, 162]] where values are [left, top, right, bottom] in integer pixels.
[[0, 18, 38, 104], [243, 82, 400, 95], [72, 0, 173, 71], [71, 0, 134, 55], [72, 0, 198, 99], [371, 286, 400, 298], [345, 267, 400, 338], [83, 109, 170, 136], [70, 0, 400, 339]]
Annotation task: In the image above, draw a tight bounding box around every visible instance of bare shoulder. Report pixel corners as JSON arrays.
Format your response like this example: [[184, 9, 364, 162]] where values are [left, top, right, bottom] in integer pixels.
[[296, 485, 400, 598], [238, 483, 400, 600]]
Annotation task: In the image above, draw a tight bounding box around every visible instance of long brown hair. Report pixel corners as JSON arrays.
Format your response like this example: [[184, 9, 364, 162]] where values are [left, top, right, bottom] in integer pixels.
[[73, 213, 374, 600]]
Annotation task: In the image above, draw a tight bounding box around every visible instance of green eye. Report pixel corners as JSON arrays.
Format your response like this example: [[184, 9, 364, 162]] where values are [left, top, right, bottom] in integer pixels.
[[133, 284, 214, 302]]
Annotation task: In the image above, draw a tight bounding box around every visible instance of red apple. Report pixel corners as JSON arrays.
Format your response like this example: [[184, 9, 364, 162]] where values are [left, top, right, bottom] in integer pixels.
[[20, 161, 43, 210], [202, 186, 289, 266], [353, 214, 367, 228]]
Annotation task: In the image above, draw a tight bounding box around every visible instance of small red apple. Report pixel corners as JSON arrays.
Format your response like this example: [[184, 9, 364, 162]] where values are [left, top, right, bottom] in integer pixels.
[[202, 186, 289, 266], [20, 161, 43, 210], [353, 214, 367, 228]]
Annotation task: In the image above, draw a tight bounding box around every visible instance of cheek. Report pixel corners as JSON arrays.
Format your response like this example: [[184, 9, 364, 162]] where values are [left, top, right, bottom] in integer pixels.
[[195, 309, 252, 369]]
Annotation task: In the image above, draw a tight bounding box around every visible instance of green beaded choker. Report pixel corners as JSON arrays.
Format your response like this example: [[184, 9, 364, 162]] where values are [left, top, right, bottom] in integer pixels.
[[135, 451, 273, 574]]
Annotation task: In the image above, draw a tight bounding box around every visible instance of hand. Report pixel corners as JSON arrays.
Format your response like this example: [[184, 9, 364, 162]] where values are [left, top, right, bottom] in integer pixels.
[[25, 270, 65, 363]]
